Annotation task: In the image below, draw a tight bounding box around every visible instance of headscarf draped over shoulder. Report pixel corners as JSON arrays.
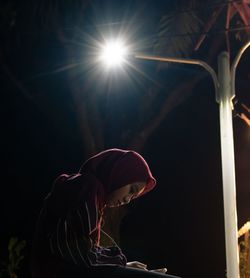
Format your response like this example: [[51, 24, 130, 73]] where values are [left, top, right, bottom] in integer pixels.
[[44, 148, 156, 229]]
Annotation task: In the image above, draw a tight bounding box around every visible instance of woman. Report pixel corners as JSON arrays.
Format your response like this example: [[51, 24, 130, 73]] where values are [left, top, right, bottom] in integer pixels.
[[30, 148, 180, 278]]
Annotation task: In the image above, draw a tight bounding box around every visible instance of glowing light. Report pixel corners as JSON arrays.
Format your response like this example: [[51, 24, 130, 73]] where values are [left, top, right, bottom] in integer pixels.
[[99, 40, 128, 67], [238, 221, 250, 238]]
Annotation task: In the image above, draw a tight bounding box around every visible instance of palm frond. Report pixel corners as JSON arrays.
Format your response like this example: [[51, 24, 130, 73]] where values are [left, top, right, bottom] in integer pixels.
[[154, 12, 202, 57], [153, 10, 203, 61]]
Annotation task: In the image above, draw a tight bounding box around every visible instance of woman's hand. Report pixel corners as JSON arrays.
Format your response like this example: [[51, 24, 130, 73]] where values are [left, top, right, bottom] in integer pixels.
[[126, 261, 148, 270]]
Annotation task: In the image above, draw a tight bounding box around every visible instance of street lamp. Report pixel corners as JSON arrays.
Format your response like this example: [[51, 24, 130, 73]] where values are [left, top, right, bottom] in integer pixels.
[[135, 42, 250, 278], [98, 39, 250, 278]]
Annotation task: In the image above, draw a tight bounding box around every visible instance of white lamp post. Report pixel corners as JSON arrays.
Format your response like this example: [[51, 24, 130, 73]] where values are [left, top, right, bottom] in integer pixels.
[[99, 39, 250, 278]]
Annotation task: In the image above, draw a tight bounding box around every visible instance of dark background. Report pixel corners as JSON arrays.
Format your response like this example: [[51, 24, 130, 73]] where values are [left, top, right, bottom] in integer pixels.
[[1, 1, 250, 278]]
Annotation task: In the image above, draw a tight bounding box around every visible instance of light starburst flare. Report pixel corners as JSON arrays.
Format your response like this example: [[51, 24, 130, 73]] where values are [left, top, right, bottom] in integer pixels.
[[99, 40, 128, 68]]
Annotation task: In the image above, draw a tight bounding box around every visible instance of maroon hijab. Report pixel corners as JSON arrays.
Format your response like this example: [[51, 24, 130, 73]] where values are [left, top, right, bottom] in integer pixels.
[[44, 148, 156, 226], [79, 148, 156, 200], [77, 148, 156, 244]]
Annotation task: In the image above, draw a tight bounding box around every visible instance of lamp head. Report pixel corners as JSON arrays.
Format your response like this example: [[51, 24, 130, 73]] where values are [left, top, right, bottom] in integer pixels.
[[99, 39, 128, 68]]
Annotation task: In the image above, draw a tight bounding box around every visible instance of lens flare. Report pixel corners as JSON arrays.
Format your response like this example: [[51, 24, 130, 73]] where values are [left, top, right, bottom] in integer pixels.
[[99, 40, 127, 67]]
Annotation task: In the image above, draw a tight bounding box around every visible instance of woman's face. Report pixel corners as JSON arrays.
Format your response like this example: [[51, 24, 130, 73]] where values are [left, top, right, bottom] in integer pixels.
[[106, 182, 146, 207]]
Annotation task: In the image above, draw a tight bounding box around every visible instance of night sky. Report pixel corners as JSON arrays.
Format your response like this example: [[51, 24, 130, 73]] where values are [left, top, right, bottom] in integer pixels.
[[1, 1, 250, 278]]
